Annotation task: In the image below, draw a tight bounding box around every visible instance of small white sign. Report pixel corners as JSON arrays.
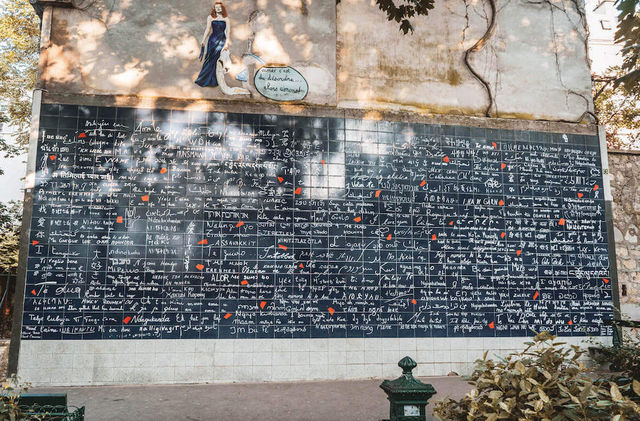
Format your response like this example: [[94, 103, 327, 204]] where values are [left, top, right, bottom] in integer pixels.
[[403, 405, 420, 416], [254, 66, 308, 102]]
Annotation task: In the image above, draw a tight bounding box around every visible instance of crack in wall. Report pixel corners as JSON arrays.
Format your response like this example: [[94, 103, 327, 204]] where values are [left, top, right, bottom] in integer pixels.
[[523, 0, 596, 123], [463, 0, 497, 118]]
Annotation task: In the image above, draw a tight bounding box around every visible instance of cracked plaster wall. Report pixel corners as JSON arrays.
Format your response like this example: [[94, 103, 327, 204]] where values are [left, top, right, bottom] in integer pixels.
[[338, 0, 593, 121], [39, 0, 594, 122], [609, 151, 640, 317]]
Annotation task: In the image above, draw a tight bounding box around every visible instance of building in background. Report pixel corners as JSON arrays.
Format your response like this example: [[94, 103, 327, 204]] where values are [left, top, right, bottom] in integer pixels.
[[586, 0, 623, 74], [10, 0, 617, 386]]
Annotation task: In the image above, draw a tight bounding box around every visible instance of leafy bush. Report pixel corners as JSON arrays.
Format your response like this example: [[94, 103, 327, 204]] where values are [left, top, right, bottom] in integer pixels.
[[0, 374, 33, 421], [590, 328, 640, 380], [434, 332, 640, 421]]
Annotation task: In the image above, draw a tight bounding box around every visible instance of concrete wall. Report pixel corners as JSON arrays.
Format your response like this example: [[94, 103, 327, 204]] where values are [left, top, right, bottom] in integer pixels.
[[40, 0, 337, 105], [609, 150, 640, 318], [338, 0, 593, 121], [38, 0, 594, 121]]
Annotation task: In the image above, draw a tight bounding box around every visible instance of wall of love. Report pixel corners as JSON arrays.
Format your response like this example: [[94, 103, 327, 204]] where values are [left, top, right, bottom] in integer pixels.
[[22, 104, 613, 341]]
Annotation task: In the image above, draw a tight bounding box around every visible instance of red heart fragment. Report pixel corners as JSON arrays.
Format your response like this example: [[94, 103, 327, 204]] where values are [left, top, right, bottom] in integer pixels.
[[328, 307, 335, 316], [123, 316, 132, 324], [196, 264, 205, 271], [489, 322, 495, 329]]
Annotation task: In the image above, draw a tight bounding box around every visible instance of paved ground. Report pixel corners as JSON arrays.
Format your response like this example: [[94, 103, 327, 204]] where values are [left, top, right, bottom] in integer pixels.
[[34, 376, 471, 421]]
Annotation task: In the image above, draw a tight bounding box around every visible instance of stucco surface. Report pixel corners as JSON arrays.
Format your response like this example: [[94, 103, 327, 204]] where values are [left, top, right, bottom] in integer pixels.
[[337, 0, 593, 121], [38, 0, 595, 122], [40, 0, 337, 105]]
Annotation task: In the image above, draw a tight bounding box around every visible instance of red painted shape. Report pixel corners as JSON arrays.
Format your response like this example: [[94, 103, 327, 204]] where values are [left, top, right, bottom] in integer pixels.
[[279, 244, 288, 251], [31, 241, 39, 246], [224, 313, 232, 319], [116, 216, 124, 223], [294, 187, 302, 195], [30, 289, 36, 296], [260, 301, 267, 309], [602, 278, 610, 284], [498, 200, 505, 206], [196, 264, 205, 271], [501, 163, 507, 170], [432, 234, 437, 241], [49, 155, 57, 161], [489, 321, 495, 329], [533, 291, 539, 300], [236, 221, 244, 228], [299, 263, 304, 269], [353, 216, 362, 223], [443, 156, 450, 163], [277, 177, 284, 183], [516, 250, 522, 256], [577, 193, 584, 198], [568, 320, 573, 325], [328, 307, 335, 316], [420, 180, 426, 187], [241, 280, 249, 285], [411, 299, 417, 305], [123, 316, 132, 324], [500, 232, 506, 239], [375, 190, 382, 198], [386, 234, 392, 241], [141, 195, 150, 202], [448, 221, 454, 226], [198, 239, 208, 245], [491, 141, 497, 149], [321, 160, 326, 166], [593, 184, 599, 191], [160, 168, 168, 174], [559, 218, 566, 226], [78, 133, 87, 138]]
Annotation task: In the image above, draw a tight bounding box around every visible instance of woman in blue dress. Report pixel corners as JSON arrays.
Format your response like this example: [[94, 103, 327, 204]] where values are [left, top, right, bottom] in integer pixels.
[[195, 2, 230, 88]]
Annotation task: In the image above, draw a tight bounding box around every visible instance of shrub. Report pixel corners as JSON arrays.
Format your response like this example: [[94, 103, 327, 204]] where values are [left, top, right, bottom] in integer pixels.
[[434, 332, 640, 421], [0, 375, 31, 421], [590, 328, 640, 380]]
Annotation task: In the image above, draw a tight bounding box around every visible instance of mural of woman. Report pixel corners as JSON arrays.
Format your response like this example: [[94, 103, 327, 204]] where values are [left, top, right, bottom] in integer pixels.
[[195, 2, 230, 88]]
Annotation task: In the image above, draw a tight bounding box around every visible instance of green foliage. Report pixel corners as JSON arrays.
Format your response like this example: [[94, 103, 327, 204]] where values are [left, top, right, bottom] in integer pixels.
[[0, 201, 22, 274], [0, 0, 40, 157], [593, 66, 640, 150], [591, 329, 640, 382], [374, 0, 437, 34], [0, 375, 31, 421], [614, 0, 640, 94], [434, 332, 640, 421], [337, 0, 439, 34]]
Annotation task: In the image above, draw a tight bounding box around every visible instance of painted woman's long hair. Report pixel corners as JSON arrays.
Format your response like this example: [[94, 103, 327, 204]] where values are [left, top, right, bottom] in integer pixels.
[[210, 2, 228, 18]]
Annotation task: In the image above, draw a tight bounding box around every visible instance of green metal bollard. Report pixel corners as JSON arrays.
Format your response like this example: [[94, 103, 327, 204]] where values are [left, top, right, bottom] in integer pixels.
[[380, 356, 437, 421]]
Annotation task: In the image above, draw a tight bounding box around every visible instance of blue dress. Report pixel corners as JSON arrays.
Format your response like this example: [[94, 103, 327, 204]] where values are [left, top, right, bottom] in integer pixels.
[[195, 20, 227, 87]]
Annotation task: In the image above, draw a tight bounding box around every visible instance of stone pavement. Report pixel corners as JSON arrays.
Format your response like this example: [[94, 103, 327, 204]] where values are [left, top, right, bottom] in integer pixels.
[[34, 376, 471, 421]]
